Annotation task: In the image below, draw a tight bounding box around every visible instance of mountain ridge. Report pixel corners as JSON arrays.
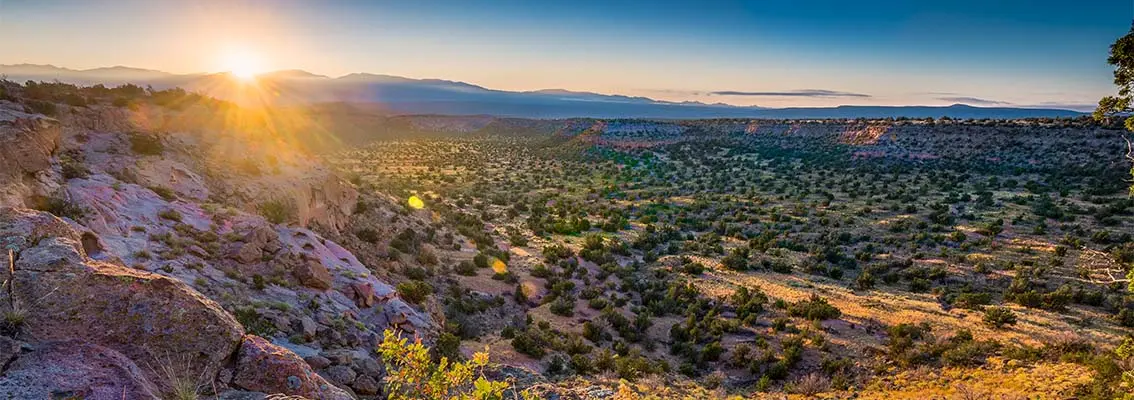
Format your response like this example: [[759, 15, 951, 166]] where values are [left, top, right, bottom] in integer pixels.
[[0, 64, 1087, 119]]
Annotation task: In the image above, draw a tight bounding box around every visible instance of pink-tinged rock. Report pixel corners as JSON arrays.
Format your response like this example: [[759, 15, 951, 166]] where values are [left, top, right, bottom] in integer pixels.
[[233, 335, 354, 400], [132, 158, 211, 201], [294, 258, 334, 290], [231, 241, 264, 264], [0, 207, 83, 254], [63, 174, 213, 261], [0, 110, 59, 185], [0, 340, 160, 400], [3, 209, 245, 387], [350, 282, 375, 308]]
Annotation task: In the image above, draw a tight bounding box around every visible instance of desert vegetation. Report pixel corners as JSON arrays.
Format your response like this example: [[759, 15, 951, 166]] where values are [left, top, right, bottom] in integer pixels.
[[3, 77, 1134, 398], [329, 117, 1134, 398]]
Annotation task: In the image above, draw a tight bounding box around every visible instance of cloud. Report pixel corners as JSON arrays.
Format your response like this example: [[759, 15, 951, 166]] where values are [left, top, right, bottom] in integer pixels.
[[710, 89, 871, 98], [936, 96, 1011, 106], [637, 88, 706, 96], [1023, 102, 1096, 112]]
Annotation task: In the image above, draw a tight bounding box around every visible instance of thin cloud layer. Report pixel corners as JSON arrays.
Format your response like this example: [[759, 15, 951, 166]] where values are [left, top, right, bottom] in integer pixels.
[[937, 96, 1011, 105], [711, 89, 871, 98]]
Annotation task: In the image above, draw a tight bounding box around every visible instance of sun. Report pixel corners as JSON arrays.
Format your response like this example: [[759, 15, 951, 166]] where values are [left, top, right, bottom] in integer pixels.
[[221, 50, 263, 80]]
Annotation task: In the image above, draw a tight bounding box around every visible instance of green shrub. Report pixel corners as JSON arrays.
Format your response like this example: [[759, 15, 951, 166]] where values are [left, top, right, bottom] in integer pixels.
[[681, 262, 705, 275], [941, 340, 999, 367], [787, 294, 842, 321], [854, 271, 876, 290], [454, 261, 476, 276], [158, 209, 182, 222], [356, 228, 380, 243], [550, 297, 575, 316], [129, 133, 164, 155], [35, 195, 87, 221], [148, 186, 176, 201], [257, 199, 294, 224], [434, 332, 462, 361], [60, 156, 90, 180], [233, 307, 275, 336], [511, 329, 547, 358], [396, 281, 432, 305], [982, 306, 1018, 328], [952, 292, 992, 310], [25, 100, 57, 116]]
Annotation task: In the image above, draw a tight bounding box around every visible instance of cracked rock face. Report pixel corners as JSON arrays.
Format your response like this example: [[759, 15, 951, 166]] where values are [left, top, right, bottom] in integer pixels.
[[233, 335, 353, 400], [0, 208, 244, 395], [0, 107, 60, 208], [0, 340, 161, 400]]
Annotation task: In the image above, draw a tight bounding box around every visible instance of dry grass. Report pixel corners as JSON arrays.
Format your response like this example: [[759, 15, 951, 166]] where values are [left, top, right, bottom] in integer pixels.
[[843, 360, 1094, 400]]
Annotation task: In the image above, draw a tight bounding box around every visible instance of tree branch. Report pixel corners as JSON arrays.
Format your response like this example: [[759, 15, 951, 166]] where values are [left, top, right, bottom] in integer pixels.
[[1124, 134, 1134, 162], [1079, 247, 1131, 285]]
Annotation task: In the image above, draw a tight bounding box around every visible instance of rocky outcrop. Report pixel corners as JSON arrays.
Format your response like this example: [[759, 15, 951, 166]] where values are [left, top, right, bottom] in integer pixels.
[[0, 103, 437, 398], [0, 104, 61, 208], [293, 173, 358, 233], [0, 340, 161, 399], [839, 123, 892, 145], [292, 255, 334, 290], [0, 208, 243, 394], [233, 335, 353, 400], [11, 244, 246, 382], [0, 207, 82, 251], [215, 163, 358, 234]]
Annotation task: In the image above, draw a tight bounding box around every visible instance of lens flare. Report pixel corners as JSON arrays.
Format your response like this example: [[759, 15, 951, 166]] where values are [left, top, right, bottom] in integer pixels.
[[491, 258, 508, 274], [408, 195, 425, 209]]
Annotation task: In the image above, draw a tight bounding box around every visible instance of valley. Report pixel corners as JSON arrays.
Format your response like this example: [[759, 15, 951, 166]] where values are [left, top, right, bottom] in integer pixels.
[[0, 80, 1132, 399], [329, 118, 1134, 398]]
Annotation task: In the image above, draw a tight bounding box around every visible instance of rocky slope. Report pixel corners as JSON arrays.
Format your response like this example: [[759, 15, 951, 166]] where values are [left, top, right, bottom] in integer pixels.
[[0, 100, 433, 399]]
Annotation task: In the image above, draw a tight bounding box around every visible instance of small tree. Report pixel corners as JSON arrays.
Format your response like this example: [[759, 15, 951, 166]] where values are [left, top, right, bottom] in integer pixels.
[[378, 330, 510, 400], [982, 306, 1018, 329], [1096, 23, 1134, 196]]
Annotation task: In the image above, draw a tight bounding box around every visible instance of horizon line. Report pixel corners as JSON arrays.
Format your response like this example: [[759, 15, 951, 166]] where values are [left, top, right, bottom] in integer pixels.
[[0, 62, 1096, 112]]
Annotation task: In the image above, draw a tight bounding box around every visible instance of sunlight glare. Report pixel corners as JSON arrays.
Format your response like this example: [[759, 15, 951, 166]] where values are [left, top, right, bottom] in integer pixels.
[[222, 49, 263, 80]]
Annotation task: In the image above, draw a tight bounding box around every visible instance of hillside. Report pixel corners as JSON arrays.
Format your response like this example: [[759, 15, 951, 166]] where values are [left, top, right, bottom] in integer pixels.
[[0, 81, 440, 398]]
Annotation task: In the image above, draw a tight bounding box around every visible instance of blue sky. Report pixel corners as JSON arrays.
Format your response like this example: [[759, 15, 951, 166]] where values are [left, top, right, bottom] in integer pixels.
[[0, 0, 1129, 109]]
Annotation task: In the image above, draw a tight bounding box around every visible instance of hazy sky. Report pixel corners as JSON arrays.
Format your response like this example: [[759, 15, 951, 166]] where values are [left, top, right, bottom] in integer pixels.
[[0, 0, 1129, 109]]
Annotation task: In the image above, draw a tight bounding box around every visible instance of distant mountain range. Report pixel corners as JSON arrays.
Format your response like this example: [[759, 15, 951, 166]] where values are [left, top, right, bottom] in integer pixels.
[[0, 64, 1087, 119]]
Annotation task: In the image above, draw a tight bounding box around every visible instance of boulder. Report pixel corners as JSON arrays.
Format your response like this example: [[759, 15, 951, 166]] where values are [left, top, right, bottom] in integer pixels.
[[295, 316, 318, 339], [350, 282, 375, 308], [231, 242, 264, 264], [294, 257, 333, 290], [323, 365, 357, 387], [0, 207, 82, 253], [0, 109, 60, 208], [0, 340, 160, 400], [352, 375, 380, 396], [2, 208, 245, 387], [226, 225, 279, 264], [353, 355, 383, 378], [233, 335, 354, 400], [305, 355, 332, 370]]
